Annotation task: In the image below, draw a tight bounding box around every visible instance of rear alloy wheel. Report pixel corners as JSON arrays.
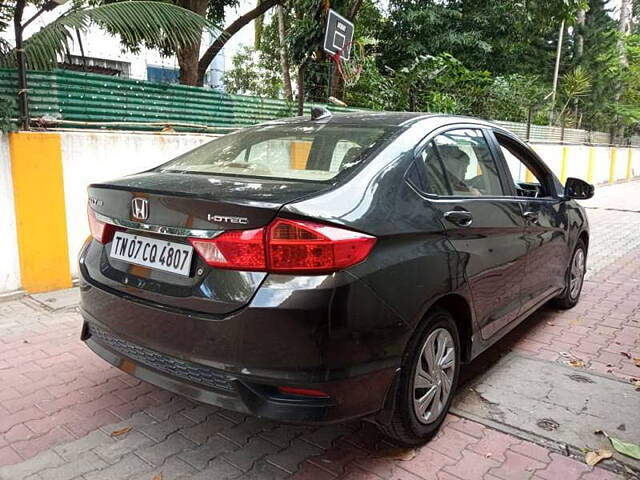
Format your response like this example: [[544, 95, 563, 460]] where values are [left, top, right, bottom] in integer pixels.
[[379, 308, 460, 446], [413, 328, 456, 424], [553, 239, 587, 309]]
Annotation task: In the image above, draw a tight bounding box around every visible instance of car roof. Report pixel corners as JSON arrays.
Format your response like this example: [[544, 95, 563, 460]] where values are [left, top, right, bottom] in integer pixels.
[[260, 111, 496, 129]]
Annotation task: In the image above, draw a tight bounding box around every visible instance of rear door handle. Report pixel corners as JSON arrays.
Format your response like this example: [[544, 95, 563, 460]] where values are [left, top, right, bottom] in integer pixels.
[[523, 211, 539, 223], [444, 210, 473, 227]]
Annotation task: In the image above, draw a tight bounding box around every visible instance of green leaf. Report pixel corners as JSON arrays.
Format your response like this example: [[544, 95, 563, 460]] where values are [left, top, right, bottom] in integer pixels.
[[609, 436, 640, 460], [1, 2, 214, 71]]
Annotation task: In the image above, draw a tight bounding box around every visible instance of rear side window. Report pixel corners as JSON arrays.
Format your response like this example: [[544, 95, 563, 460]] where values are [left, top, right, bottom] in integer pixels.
[[158, 124, 396, 182], [418, 129, 505, 197]]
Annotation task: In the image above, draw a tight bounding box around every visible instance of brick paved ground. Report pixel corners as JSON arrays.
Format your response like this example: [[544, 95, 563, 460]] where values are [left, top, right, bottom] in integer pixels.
[[1, 182, 639, 480]]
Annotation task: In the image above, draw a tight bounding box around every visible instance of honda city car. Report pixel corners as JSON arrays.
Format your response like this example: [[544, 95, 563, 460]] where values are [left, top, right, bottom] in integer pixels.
[[79, 110, 593, 444]]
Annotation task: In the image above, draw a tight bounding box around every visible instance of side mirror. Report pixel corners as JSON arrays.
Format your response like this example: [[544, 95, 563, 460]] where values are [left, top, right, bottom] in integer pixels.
[[564, 177, 594, 200]]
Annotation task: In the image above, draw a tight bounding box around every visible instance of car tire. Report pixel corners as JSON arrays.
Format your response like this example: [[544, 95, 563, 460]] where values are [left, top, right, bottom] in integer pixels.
[[553, 239, 587, 310], [378, 307, 460, 446]]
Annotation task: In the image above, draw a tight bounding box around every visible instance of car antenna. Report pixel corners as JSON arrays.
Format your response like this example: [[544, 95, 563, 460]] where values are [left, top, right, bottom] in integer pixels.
[[310, 106, 332, 120]]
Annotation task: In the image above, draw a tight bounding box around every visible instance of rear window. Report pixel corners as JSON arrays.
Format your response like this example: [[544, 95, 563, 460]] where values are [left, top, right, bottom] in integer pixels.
[[157, 124, 397, 181]]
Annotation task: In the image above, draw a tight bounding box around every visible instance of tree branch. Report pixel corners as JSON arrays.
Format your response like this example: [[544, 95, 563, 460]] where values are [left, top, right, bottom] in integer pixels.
[[197, 0, 280, 85]]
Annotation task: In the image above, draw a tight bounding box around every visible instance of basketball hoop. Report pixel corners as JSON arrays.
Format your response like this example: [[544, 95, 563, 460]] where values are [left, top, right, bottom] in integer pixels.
[[333, 40, 364, 87]]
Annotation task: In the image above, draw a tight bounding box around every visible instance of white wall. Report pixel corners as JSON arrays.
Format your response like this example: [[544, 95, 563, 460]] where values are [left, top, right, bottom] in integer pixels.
[[60, 131, 216, 277], [0, 134, 20, 293]]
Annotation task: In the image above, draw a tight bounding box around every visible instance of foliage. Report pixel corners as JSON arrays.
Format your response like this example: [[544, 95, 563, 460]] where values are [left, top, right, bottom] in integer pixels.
[[222, 45, 283, 98], [0, 97, 15, 133], [485, 74, 548, 122], [615, 34, 640, 129], [0, 1, 211, 70], [378, 0, 586, 78]]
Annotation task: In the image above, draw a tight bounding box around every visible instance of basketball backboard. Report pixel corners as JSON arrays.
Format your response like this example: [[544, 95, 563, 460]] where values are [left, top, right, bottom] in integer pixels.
[[323, 9, 354, 61]]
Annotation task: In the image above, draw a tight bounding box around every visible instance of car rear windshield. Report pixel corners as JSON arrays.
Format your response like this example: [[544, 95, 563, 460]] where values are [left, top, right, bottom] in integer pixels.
[[157, 123, 397, 181]]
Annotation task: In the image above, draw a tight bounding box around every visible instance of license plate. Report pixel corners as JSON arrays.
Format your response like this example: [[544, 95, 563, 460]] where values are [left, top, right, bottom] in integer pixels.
[[110, 231, 194, 277]]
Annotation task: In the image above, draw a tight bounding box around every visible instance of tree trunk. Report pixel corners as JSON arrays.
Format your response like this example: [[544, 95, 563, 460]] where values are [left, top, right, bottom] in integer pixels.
[[297, 62, 306, 116], [197, 0, 280, 86], [176, 0, 207, 86], [618, 0, 632, 66], [575, 9, 585, 59], [276, 4, 293, 101]]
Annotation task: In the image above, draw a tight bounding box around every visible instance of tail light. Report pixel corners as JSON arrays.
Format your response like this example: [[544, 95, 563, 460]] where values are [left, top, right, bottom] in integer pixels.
[[189, 228, 266, 270], [189, 218, 375, 274], [87, 205, 116, 243]]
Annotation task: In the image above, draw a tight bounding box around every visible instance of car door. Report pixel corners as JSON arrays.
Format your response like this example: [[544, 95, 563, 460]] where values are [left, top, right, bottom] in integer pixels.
[[413, 126, 529, 340], [489, 130, 570, 313]]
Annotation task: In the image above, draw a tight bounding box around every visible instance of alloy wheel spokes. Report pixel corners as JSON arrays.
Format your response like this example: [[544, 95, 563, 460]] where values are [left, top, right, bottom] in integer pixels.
[[413, 327, 456, 424], [570, 248, 585, 298]]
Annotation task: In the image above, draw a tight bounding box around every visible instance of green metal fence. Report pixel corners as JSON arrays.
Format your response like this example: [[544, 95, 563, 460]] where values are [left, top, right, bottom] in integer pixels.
[[0, 68, 360, 131]]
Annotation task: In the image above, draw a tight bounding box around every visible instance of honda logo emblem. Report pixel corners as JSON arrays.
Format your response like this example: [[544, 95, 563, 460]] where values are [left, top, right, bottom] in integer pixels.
[[131, 197, 148, 221]]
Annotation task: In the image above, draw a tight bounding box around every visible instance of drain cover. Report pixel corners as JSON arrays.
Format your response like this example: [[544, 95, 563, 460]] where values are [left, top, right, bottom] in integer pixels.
[[537, 418, 559, 431]]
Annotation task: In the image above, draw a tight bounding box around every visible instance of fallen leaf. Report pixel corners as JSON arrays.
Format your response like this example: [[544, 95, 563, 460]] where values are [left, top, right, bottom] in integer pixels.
[[621, 352, 632, 360], [374, 447, 417, 461], [152, 474, 162, 480], [585, 449, 613, 466], [594, 430, 640, 460], [110, 426, 132, 438], [634, 358, 640, 367], [569, 359, 585, 368], [609, 437, 640, 460]]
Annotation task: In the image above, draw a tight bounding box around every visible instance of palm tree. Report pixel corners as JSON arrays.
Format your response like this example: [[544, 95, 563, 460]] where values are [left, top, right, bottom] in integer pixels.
[[0, 0, 213, 70]]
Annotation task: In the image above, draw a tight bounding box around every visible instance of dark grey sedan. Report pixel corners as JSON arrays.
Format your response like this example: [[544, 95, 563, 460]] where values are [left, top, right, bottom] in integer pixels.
[[79, 110, 592, 445]]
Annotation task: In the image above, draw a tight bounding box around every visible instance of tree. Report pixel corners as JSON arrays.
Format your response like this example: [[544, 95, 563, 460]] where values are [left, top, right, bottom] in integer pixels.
[[195, 0, 280, 85], [572, 0, 619, 131], [99, 0, 279, 86], [223, 45, 282, 97], [0, 1, 210, 70]]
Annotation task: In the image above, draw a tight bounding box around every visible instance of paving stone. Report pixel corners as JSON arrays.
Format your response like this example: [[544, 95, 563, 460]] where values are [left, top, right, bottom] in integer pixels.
[[52, 431, 114, 461], [265, 438, 324, 474], [443, 449, 500, 479], [240, 459, 291, 480], [135, 432, 195, 466], [83, 453, 149, 480], [259, 425, 315, 448], [223, 436, 281, 472], [178, 434, 239, 470], [179, 413, 234, 444], [0, 449, 65, 479], [137, 414, 195, 442], [38, 451, 107, 480], [489, 450, 546, 479], [220, 417, 276, 445], [128, 456, 196, 480], [92, 431, 154, 464], [180, 457, 242, 480], [180, 404, 220, 423], [144, 397, 193, 421]]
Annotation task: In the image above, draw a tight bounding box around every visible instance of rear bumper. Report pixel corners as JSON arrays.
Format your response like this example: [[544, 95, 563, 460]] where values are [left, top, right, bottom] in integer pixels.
[[78, 241, 406, 424], [81, 310, 397, 424]]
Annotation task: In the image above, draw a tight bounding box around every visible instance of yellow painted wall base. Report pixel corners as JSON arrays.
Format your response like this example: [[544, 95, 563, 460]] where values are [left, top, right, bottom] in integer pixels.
[[9, 132, 72, 293], [609, 147, 617, 184], [560, 146, 569, 184]]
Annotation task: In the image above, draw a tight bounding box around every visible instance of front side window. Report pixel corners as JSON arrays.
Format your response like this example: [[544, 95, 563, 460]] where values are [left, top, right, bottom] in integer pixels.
[[418, 129, 505, 197], [497, 134, 550, 198], [158, 124, 396, 182], [433, 129, 504, 197]]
